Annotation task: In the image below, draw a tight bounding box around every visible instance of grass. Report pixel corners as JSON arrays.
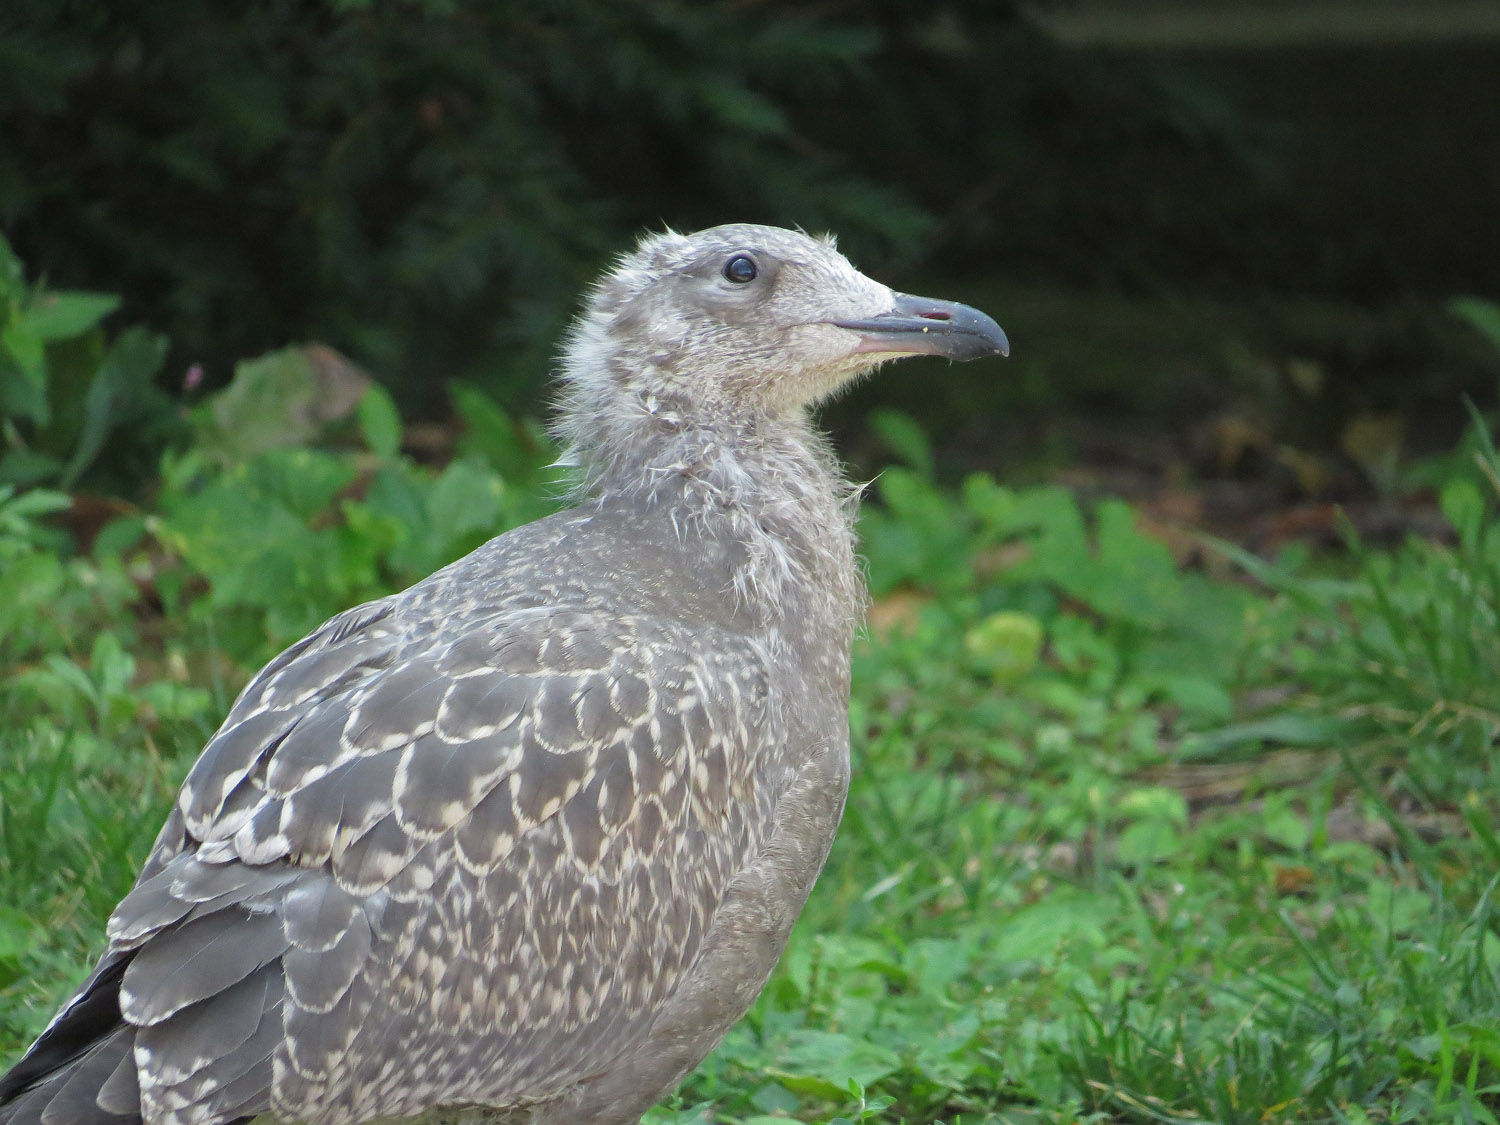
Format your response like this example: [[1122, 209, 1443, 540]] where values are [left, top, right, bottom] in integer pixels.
[[2, 386, 1499, 1124]]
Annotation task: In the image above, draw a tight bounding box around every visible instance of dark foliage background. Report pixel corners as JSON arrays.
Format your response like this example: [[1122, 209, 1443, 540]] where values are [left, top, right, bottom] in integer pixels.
[[2, 0, 1498, 490]]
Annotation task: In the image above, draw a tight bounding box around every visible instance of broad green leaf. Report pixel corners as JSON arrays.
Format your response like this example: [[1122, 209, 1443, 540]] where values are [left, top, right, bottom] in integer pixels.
[[89, 631, 136, 698], [875, 465, 942, 522], [243, 447, 358, 521], [0, 906, 40, 964], [1, 322, 46, 391], [59, 327, 169, 488], [869, 408, 934, 478], [364, 461, 429, 542], [1116, 819, 1182, 865], [0, 233, 23, 300], [903, 937, 970, 997], [358, 384, 403, 460], [1185, 711, 1349, 758], [696, 79, 788, 136], [20, 290, 119, 341], [452, 382, 548, 482], [765, 1030, 900, 1099], [1441, 477, 1484, 549], [993, 889, 1110, 964], [748, 1083, 799, 1117], [0, 487, 71, 523], [197, 347, 318, 461], [1261, 796, 1309, 851], [92, 515, 147, 559], [0, 346, 48, 426], [0, 448, 63, 487], [1143, 673, 1234, 722], [1449, 295, 1500, 359], [961, 471, 1015, 529], [198, 345, 370, 464], [426, 457, 504, 546], [1116, 786, 1188, 826]]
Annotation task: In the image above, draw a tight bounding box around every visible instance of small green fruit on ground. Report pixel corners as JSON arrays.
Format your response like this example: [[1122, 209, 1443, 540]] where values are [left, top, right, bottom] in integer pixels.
[[964, 610, 1044, 682]]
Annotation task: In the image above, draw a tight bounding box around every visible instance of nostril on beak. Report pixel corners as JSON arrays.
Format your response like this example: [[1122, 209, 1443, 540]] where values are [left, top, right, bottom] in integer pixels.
[[918, 311, 951, 322]]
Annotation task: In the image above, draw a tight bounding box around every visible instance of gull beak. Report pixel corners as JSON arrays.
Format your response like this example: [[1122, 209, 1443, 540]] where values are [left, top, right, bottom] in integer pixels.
[[831, 292, 1010, 362]]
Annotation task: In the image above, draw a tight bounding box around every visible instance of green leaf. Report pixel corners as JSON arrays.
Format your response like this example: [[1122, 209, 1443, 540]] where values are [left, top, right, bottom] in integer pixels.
[[1441, 477, 1484, 549], [0, 233, 23, 301], [1, 322, 47, 392], [59, 327, 169, 488], [0, 449, 64, 487], [765, 1030, 900, 1099], [961, 472, 1014, 528], [197, 346, 370, 464], [993, 889, 1111, 964], [1184, 712, 1348, 758], [426, 458, 503, 546], [748, 1084, 800, 1116], [20, 291, 120, 341], [91, 515, 147, 559], [1449, 296, 1500, 360], [0, 345, 50, 428], [1116, 819, 1182, 865], [451, 382, 549, 482], [243, 447, 358, 521], [0, 905, 39, 958], [875, 466, 942, 522], [0, 487, 72, 524], [89, 631, 136, 699], [869, 409, 933, 478], [696, 79, 788, 136], [1116, 786, 1188, 827], [357, 385, 403, 461], [903, 937, 971, 997], [1261, 796, 1309, 851], [1143, 673, 1234, 722]]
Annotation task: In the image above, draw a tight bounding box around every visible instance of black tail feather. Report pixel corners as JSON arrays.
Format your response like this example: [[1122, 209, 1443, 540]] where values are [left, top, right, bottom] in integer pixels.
[[0, 957, 129, 1105], [0, 956, 137, 1124]]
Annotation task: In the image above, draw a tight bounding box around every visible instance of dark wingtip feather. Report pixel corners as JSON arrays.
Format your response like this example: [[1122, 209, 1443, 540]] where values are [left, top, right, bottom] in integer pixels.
[[0, 955, 130, 1102], [38, 1030, 138, 1125], [0, 1081, 52, 1125], [94, 1048, 139, 1117]]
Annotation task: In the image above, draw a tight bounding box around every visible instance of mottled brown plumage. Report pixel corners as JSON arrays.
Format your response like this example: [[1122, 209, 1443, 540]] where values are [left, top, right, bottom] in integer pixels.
[[0, 224, 1007, 1125]]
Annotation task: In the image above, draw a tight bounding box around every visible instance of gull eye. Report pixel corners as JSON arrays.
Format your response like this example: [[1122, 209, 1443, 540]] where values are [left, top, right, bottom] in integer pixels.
[[722, 254, 757, 284]]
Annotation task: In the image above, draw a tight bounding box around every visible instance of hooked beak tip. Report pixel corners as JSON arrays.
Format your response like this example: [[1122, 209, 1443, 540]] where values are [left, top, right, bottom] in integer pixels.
[[831, 292, 1009, 363]]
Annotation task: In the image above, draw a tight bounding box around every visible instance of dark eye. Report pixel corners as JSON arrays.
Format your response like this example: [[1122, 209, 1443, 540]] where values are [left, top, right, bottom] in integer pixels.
[[722, 254, 757, 284]]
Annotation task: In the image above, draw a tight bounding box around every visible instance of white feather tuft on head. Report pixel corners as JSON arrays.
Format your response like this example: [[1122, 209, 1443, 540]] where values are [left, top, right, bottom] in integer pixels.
[[547, 223, 881, 635]]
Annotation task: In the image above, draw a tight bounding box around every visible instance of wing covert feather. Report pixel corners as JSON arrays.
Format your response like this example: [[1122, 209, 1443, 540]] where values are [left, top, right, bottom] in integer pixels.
[[77, 595, 780, 1125]]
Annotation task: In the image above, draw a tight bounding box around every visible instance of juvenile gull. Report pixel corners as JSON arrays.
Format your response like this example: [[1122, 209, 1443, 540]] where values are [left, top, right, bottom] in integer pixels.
[[0, 224, 1008, 1125]]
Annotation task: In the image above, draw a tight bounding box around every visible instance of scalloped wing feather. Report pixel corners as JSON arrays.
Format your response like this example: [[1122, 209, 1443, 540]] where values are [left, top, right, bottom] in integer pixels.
[[6, 564, 777, 1125]]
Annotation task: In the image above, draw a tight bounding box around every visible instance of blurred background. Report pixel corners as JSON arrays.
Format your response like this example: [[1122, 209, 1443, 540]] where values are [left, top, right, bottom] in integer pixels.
[[4, 0, 1498, 523], [5, 4, 1500, 1122]]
